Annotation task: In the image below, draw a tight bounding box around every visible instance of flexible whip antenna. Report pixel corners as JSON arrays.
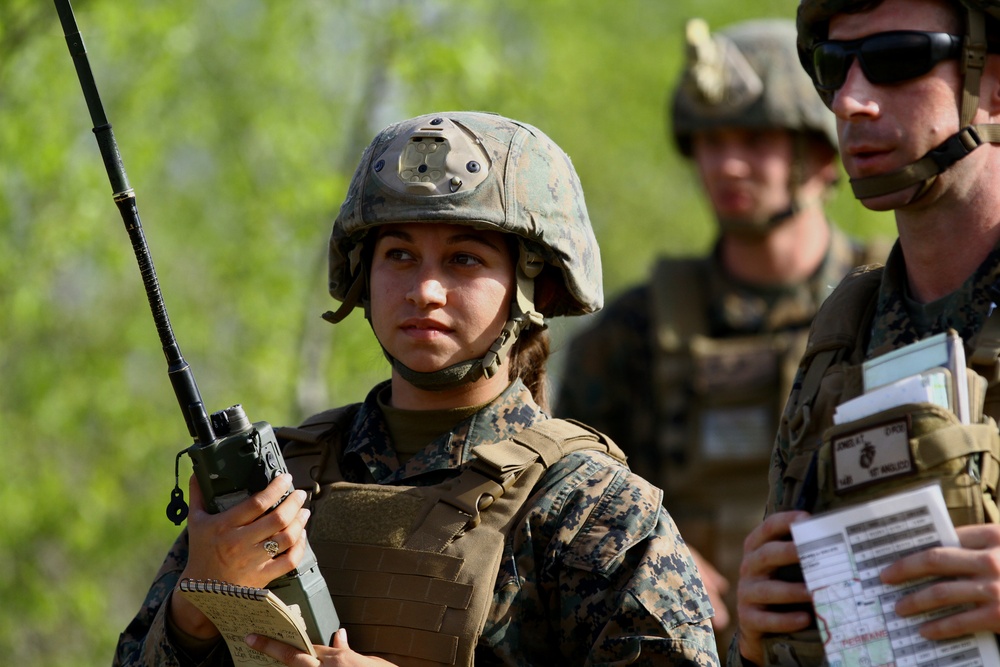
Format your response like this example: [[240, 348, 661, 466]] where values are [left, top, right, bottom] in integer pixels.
[[54, 0, 215, 445]]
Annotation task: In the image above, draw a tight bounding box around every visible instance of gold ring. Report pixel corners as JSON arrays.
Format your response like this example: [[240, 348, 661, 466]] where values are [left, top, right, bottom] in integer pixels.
[[263, 539, 280, 558]]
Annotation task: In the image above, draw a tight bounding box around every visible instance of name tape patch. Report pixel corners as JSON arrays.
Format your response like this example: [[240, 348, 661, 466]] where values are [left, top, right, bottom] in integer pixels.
[[832, 417, 915, 494]]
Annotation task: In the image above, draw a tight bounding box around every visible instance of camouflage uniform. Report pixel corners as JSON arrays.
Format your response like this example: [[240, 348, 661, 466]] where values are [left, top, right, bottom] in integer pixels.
[[555, 19, 888, 661], [556, 227, 873, 657], [114, 378, 720, 666], [726, 243, 1000, 666], [115, 111, 721, 666], [556, 228, 871, 474], [720, 1, 1000, 662]]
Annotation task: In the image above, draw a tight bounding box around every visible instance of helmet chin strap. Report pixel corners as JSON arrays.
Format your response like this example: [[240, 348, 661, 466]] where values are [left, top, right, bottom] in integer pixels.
[[849, 9, 1000, 202], [383, 246, 546, 393]]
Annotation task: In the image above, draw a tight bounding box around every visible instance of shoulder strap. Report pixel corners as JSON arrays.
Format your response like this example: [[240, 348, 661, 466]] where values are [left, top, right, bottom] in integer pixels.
[[277, 404, 361, 493], [785, 266, 883, 449], [649, 256, 711, 350], [412, 418, 629, 553], [802, 265, 883, 360], [971, 307, 1000, 386]]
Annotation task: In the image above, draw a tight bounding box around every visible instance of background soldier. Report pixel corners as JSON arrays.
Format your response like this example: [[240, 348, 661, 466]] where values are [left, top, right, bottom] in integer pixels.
[[555, 17, 885, 659], [731, 0, 1000, 664]]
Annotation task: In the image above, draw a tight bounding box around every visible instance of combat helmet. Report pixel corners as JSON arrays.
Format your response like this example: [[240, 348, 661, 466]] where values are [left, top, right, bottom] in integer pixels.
[[797, 0, 1000, 202], [324, 111, 602, 391], [670, 18, 839, 234]]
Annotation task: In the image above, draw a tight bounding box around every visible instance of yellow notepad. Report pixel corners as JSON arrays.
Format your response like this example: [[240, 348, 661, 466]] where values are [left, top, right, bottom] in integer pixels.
[[177, 578, 317, 666]]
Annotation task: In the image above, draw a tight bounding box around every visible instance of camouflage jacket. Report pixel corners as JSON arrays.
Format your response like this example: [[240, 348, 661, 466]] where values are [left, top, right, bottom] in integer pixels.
[[554, 224, 874, 487], [764, 239, 1000, 514], [725, 240, 1000, 666], [113, 378, 720, 667]]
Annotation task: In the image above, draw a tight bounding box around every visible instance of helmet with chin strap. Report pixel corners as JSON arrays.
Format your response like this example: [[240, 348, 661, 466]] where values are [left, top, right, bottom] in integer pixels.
[[670, 17, 838, 236], [797, 0, 1000, 202], [324, 111, 602, 391]]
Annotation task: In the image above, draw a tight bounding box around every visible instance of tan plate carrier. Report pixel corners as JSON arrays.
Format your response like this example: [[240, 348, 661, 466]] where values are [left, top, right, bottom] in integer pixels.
[[278, 412, 627, 666]]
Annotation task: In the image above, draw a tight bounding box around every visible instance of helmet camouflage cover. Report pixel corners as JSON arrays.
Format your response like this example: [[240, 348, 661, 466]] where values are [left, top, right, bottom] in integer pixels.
[[329, 111, 603, 320], [671, 17, 838, 156]]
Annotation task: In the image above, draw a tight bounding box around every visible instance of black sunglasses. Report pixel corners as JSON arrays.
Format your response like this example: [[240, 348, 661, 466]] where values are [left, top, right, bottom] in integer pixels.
[[811, 31, 963, 102]]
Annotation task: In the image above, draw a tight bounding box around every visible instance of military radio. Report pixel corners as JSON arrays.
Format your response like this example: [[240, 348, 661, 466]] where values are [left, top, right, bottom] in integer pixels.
[[54, 0, 338, 645]]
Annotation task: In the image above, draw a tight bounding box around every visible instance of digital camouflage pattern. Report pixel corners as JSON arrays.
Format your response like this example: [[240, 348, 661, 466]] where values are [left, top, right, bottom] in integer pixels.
[[325, 379, 719, 665], [671, 18, 837, 157], [727, 241, 1000, 666], [114, 378, 720, 666], [329, 111, 603, 319], [765, 241, 1000, 515], [556, 224, 871, 479]]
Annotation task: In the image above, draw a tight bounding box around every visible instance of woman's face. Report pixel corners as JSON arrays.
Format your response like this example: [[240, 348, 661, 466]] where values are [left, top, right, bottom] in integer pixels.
[[369, 223, 515, 375]]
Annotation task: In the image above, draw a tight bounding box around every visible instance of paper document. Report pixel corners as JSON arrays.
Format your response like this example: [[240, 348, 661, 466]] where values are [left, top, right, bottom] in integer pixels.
[[834, 369, 953, 424], [790, 485, 1000, 667], [860, 330, 970, 424]]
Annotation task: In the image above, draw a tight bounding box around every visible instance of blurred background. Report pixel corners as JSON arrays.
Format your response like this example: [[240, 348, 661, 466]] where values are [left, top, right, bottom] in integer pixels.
[[0, 0, 893, 663]]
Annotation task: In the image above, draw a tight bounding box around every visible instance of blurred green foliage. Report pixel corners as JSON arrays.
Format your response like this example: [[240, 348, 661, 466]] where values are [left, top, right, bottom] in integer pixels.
[[0, 0, 893, 664]]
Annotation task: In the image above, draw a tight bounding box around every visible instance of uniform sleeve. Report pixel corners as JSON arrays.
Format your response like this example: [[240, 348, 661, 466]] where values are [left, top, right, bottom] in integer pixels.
[[555, 285, 657, 458], [558, 463, 720, 665], [113, 530, 230, 667]]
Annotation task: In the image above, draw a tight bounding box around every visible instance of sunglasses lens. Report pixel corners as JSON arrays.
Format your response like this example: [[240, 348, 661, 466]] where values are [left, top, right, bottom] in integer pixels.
[[860, 33, 934, 83], [813, 44, 850, 91]]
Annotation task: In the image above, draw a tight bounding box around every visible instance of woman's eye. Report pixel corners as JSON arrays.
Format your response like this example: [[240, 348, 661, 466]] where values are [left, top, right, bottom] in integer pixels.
[[385, 248, 413, 261], [452, 253, 483, 266]]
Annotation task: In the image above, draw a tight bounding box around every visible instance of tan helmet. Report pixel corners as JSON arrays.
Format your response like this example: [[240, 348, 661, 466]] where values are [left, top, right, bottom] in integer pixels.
[[671, 17, 838, 157], [324, 111, 602, 390], [670, 18, 838, 235], [797, 0, 1000, 202]]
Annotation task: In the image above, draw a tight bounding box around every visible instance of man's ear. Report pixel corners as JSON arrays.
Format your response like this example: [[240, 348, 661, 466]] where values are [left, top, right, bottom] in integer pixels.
[[982, 53, 1000, 118]]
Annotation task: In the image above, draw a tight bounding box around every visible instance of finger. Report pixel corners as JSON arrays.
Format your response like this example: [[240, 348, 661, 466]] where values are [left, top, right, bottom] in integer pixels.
[[956, 524, 1000, 550], [881, 546, 991, 585], [331, 627, 349, 649], [913, 602, 1000, 640], [245, 633, 318, 666], [741, 534, 803, 580], [186, 474, 208, 516], [893, 577, 998, 617], [246, 473, 297, 520], [737, 602, 814, 636], [247, 491, 310, 551], [739, 575, 812, 608], [743, 511, 811, 553]]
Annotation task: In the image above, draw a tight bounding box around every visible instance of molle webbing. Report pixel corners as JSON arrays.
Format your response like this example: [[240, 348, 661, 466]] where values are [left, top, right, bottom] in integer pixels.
[[279, 415, 625, 665]]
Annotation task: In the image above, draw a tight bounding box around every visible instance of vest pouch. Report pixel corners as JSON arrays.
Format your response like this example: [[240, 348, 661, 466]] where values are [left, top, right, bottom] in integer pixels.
[[308, 480, 510, 667], [815, 402, 1000, 527], [761, 404, 1000, 667], [686, 334, 784, 470]]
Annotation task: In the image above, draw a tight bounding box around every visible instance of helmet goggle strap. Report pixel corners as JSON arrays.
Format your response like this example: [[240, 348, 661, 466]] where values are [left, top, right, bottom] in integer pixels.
[[379, 244, 547, 392], [848, 9, 1000, 202], [322, 243, 368, 324]]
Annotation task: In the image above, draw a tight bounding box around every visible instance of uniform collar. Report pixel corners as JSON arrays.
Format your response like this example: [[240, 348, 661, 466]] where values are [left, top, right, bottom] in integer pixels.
[[343, 378, 544, 484]]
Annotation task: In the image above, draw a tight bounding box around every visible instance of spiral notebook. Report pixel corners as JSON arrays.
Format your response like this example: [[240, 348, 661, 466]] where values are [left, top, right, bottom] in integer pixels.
[[176, 578, 316, 666]]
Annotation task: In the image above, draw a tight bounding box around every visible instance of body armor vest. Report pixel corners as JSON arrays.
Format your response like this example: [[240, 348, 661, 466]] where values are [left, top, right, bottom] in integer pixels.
[[277, 412, 627, 666], [761, 266, 1000, 666], [648, 256, 811, 658]]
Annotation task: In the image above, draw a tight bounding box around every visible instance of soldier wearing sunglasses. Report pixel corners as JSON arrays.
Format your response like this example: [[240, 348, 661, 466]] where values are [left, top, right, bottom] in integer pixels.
[[730, 0, 1000, 665], [555, 17, 886, 663]]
